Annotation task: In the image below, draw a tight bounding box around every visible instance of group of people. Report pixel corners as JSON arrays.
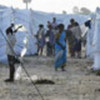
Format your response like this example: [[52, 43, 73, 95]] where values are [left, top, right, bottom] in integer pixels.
[[35, 18, 82, 58], [67, 18, 82, 58], [35, 17, 57, 56], [4, 17, 84, 82], [35, 17, 83, 71]]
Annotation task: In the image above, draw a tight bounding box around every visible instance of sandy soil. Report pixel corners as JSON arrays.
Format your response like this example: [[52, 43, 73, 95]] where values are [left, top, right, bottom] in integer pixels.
[[0, 56, 100, 100]]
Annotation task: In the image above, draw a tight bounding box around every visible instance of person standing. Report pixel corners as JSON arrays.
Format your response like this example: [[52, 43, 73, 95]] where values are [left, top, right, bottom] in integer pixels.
[[36, 24, 45, 55], [45, 24, 55, 56], [67, 19, 76, 57], [55, 24, 67, 71], [5, 23, 21, 82], [69, 19, 82, 58], [51, 17, 57, 29]]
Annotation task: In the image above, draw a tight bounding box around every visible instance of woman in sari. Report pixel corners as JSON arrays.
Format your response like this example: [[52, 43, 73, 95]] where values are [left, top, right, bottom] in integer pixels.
[[55, 24, 67, 71]]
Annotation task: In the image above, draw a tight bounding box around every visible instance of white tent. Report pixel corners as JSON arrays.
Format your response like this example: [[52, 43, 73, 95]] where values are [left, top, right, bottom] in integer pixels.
[[0, 8, 37, 63], [86, 14, 96, 58], [0, 6, 89, 63]]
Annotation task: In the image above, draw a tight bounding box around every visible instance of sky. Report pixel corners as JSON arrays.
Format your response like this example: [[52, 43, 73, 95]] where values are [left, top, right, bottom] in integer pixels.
[[0, 0, 100, 14]]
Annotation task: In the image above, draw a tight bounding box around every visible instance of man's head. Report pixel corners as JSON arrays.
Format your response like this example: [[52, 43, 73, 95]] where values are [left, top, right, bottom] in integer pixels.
[[53, 17, 56, 22], [47, 21, 51, 24], [70, 18, 75, 24], [57, 24, 64, 33], [85, 20, 91, 29], [39, 24, 44, 28], [11, 23, 15, 27], [47, 24, 52, 29]]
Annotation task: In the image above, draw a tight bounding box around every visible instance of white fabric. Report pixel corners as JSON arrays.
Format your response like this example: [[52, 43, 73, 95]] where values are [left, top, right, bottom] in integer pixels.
[[70, 26, 82, 40], [93, 11, 100, 52], [86, 15, 95, 58], [51, 22, 57, 29], [37, 28, 45, 39], [80, 24, 89, 38], [93, 53, 100, 70], [86, 29, 94, 58], [92, 8, 100, 70], [15, 65, 22, 80]]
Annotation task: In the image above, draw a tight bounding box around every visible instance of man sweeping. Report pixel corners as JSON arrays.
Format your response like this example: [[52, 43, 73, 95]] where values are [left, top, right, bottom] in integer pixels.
[[5, 23, 22, 82]]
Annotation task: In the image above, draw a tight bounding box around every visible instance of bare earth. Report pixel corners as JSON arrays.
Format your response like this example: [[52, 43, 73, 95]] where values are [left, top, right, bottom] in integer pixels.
[[0, 56, 100, 100]]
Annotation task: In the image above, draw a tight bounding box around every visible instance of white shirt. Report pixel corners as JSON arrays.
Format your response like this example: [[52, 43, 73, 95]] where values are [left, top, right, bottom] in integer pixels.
[[6, 32, 16, 56]]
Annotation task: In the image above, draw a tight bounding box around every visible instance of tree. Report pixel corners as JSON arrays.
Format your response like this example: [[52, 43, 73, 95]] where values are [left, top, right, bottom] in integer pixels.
[[23, 0, 32, 9], [80, 7, 91, 15], [62, 10, 67, 14], [73, 6, 92, 15], [73, 6, 79, 14]]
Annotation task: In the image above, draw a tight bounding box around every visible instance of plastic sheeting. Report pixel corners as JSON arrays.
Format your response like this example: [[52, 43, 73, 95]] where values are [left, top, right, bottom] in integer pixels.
[[0, 6, 89, 63], [92, 8, 100, 70]]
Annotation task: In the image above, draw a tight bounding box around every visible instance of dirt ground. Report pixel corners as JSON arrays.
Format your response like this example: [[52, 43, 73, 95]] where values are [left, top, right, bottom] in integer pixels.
[[0, 56, 100, 100]]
